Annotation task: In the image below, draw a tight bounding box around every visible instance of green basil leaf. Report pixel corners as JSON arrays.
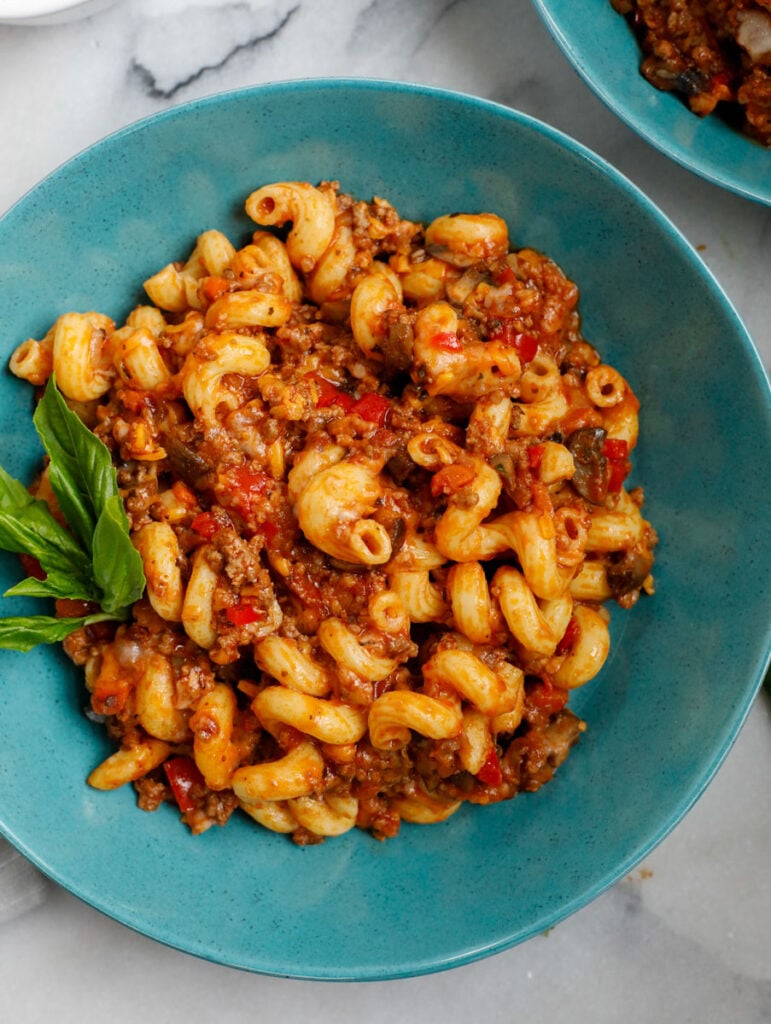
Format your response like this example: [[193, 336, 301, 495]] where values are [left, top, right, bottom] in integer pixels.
[[5, 571, 96, 603], [92, 494, 145, 616], [0, 447, 92, 582], [0, 612, 114, 652], [0, 377, 145, 627], [33, 376, 117, 554], [0, 464, 37, 513], [0, 505, 92, 580], [45, 460, 97, 558]]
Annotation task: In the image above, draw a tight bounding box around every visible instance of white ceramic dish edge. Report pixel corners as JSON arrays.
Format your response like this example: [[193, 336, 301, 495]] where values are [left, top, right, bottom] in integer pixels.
[[0, 0, 117, 26]]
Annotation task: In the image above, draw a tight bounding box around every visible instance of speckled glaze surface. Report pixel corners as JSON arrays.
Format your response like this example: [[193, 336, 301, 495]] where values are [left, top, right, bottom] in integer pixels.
[[531, 0, 771, 206], [0, 79, 768, 981]]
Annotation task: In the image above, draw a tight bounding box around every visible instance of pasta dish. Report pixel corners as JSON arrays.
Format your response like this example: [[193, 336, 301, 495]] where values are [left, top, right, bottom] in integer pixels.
[[6, 181, 657, 843], [611, 0, 771, 145]]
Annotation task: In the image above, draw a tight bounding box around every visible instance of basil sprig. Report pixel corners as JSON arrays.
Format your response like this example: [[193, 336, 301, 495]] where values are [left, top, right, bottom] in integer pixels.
[[0, 376, 145, 650]]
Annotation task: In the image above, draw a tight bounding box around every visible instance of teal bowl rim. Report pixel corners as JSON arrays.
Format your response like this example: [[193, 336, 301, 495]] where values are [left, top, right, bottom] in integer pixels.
[[530, 0, 771, 206], [0, 77, 769, 979]]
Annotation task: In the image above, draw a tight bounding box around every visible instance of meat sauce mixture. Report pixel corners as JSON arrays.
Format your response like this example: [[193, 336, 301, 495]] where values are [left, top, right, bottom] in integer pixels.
[[62, 183, 657, 844], [612, 0, 771, 144]]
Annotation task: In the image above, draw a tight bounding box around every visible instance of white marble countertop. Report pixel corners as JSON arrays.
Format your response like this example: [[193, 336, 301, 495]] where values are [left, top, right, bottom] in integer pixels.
[[0, 1, 769, 1020]]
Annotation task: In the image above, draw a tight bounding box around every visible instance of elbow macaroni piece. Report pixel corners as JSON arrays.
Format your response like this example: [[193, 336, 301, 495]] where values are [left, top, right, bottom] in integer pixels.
[[18, 179, 655, 844], [292, 455, 393, 565], [253, 686, 368, 745], [586, 489, 646, 552], [350, 265, 403, 356], [389, 569, 447, 623], [446, 561, 499, 644], [181, 332, 271, 424], [132, 522, 184, 622], [368, 691, 463, 750], [501, 511, 576, 600], [492, 565, 570, 656], [254, 635, 332, 696], [181, 545, 219, 649], [9, 336, 54, 386], [239, 792, 359, 837], [551, 605, 611, 688], [245, 182, 336, 272], [407, 433, 515, 563], [52, 312, 115, 401], [204, 289, 292, 331], [112, 326, 171, 389], [307, 215, 358, 305], [190, 684, 241, 790], [391, 788, 461, 824], [422, 648, 523, 718], [233, 742, 326, 803], [229, 235, 303, 305], [135, 653, 189, 743], [88, 740, 171, 791], [424, 212, 509, 261], [318, 618, 397, 682], [459, 706, 493, 775], [412, 301, 522, 400]]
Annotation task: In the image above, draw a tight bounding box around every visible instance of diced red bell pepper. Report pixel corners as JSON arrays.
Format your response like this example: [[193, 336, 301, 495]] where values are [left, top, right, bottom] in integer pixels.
[[430, 463, 476, 497], [351, 392, 391, 427], [163, 756, 205, 813], [430, 331, 463, 352], [225, 601, 265, 626], [607, 459, 630, 493], [477, 747, 503, 786], [556, 616, 580, 655], [602, 438, 629, 460], [602, 438, 630, 493], [224, 466, 272, 523], [515, 332, 539, 363], [190, 511, 219, 539], [527, 444, 545, 470], [494, 265, 518, 286], [312, 374, 355, 412], [528, 678, 569, 715], [260, 519, 279, 544], [230, 466, 270, 496], [488, 321, 538, 363]]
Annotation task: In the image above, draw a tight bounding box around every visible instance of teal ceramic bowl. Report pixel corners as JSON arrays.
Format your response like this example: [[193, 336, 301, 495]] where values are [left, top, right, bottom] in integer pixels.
[[532, 0, 771, 205], [0, 80, 769, 980]]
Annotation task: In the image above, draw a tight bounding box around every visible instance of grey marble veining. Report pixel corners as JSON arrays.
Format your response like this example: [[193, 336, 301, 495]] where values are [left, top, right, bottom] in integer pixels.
[[129, 2, 300, 99], [0, 1, 769, 1020]]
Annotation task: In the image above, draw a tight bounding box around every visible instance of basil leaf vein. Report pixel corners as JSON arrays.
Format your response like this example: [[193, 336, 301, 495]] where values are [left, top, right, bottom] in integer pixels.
[[92, 494, 146, 616], [5, 571, 96, 603], [0, 613, 114, 652]]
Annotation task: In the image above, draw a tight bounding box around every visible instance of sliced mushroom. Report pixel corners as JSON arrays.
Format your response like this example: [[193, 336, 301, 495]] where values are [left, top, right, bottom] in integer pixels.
[[162, 433, 212, 484], [566, 427, 607, 505], [379, 315, 414, 375], [606, 550, 654, 598]]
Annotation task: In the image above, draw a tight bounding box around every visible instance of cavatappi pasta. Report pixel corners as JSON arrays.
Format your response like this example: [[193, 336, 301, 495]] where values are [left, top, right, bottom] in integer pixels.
[[9, 181, 657, 844]]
